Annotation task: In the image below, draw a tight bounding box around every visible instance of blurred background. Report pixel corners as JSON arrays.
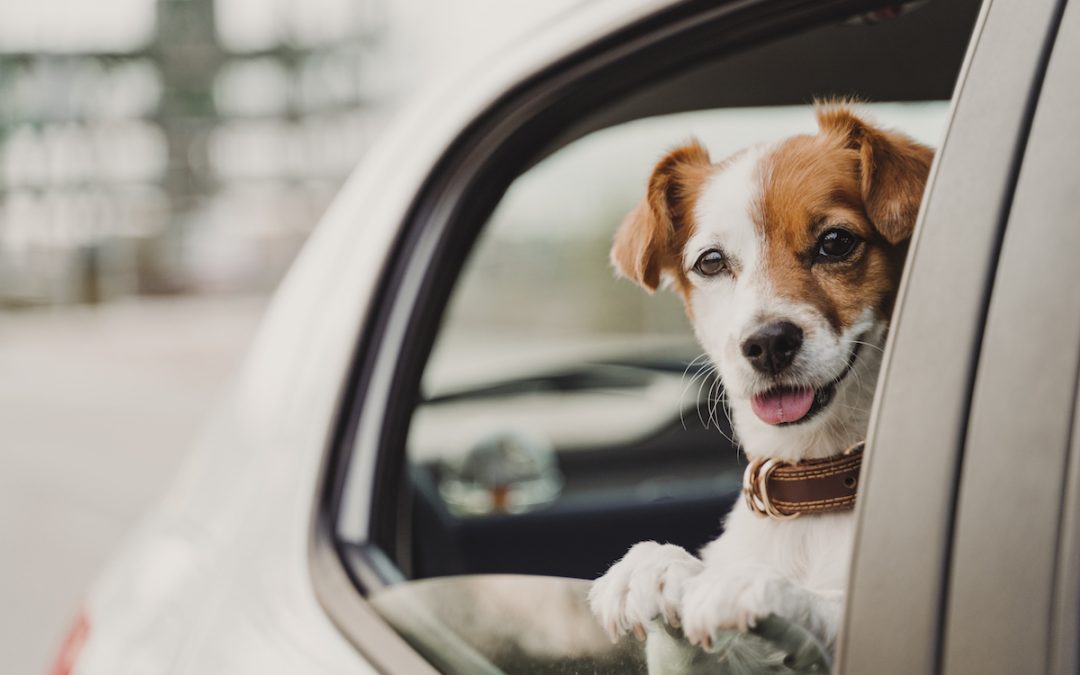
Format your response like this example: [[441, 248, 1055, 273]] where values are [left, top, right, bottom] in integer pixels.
[[0, 1, 580, 671]]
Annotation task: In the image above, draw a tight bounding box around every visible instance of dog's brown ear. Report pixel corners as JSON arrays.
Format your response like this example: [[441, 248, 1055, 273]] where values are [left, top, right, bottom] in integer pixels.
[[816, 103, 934, 244], [611, 140, 711, 292]]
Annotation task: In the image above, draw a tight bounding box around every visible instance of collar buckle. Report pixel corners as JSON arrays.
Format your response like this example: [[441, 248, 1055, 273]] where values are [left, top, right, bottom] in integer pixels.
[[743, 457, 800, 520]]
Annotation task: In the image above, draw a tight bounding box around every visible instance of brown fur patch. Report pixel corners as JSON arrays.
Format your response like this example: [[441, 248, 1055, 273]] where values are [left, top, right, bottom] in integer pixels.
[[612, 105, 932, 332], [610, 140, 714, 300], [816, 102, 935, 243], [755, 105, 933, 333]]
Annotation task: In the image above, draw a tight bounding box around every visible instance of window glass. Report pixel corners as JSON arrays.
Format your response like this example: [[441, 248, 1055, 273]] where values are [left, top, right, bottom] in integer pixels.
[[368, 575, 831, 675]]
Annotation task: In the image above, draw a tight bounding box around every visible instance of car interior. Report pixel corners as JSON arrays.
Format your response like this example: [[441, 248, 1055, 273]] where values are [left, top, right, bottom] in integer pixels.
[[408, 346, 740, 580], [392, 0, 983, 584]]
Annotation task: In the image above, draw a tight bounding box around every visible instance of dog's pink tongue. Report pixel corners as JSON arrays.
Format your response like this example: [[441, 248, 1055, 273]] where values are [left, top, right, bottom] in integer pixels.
[[751, 387, 815, 425]]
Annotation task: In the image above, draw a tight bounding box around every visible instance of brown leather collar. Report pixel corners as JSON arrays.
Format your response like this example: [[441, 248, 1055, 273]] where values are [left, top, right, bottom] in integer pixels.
[[742, 442, 864, 519]]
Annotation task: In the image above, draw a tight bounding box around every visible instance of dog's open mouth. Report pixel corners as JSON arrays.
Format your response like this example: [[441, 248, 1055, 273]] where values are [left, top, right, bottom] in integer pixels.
[[749, 342, 864, 426]]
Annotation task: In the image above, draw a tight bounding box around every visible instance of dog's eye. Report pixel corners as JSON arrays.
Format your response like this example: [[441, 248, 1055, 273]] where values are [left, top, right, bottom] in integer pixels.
[[693, 249, 727, 276], [815, 228, 860, 261]]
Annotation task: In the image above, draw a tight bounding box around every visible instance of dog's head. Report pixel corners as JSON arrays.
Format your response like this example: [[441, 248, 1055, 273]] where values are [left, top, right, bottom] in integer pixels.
[[612, 104, 933, 460]]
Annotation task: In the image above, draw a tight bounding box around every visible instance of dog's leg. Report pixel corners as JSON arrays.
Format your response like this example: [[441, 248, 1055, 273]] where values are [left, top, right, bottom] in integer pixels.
[[679, 562, 844, 649], [673, 501, 851, 649], [589, 541, 705, 642]]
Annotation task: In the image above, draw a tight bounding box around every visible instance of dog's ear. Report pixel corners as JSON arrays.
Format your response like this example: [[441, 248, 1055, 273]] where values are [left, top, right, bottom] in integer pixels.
[[611, 140, 711, 292], [816, 103, 934, 245]]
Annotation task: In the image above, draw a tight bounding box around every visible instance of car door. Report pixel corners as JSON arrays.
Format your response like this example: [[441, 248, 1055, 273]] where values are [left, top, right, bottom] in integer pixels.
[[838, 0, 1072, 673], [309, 0, 985, 672]]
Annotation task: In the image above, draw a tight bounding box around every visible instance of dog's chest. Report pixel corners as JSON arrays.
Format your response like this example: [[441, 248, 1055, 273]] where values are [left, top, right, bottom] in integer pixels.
[[710, 503, 856, 589]]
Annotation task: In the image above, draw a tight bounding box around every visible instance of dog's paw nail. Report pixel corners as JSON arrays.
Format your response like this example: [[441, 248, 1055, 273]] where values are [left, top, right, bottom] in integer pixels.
[[633, 624, 646, 642], [666, 610, 680, 628], [605, 622, 620, 644]]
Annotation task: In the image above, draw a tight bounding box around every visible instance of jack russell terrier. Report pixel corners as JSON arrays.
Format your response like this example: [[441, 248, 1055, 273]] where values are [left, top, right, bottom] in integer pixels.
[[589, 102, 933, 654]]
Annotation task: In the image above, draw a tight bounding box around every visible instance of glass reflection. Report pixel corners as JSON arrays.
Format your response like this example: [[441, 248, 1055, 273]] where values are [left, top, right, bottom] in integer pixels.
[[369, 575, 831, 675]]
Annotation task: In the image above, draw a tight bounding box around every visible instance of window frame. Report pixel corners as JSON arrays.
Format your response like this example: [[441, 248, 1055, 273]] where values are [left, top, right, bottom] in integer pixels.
[[308, 0, 987, 668], [321, 0, 912, 587]]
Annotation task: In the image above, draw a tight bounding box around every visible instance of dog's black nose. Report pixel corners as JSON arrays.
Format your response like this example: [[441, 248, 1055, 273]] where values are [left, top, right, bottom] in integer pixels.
[[742, 321, 803, 374]]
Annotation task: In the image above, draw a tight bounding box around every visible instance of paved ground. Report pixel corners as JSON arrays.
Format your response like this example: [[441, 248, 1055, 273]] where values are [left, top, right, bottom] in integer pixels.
[[0, 296, 266, 674]]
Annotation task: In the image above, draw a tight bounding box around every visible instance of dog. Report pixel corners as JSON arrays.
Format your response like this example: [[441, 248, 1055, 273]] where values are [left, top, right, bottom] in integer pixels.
[[589, 102, 934, 656]]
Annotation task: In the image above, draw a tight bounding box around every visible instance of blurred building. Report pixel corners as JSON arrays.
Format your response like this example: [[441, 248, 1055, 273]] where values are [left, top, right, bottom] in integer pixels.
[[0, 0, 388, 305]]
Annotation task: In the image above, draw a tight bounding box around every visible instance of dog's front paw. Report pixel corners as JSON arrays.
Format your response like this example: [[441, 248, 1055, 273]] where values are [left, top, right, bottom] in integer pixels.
[[679, 564, 796, 649], [588, 541, 704, 643]]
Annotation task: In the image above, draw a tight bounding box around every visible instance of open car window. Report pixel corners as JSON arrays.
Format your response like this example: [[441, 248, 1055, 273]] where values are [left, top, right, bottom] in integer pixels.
[[406, 102, 947, 575], [317, 1, 985, 672], [373, 102, 947, 672]]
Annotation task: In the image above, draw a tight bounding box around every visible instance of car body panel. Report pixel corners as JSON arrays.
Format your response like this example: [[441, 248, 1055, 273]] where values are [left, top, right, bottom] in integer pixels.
[[942, 2, 1080, 671], [1052, 376, 1080, 675], [837, 0, 1065, 671]]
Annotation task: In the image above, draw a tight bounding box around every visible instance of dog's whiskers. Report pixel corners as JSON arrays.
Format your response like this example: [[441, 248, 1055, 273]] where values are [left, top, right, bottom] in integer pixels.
[[695, 367, 718, 430], [848, 338, 884, 353], [705, 375, 738, 447], [678, 353, 712, 430]]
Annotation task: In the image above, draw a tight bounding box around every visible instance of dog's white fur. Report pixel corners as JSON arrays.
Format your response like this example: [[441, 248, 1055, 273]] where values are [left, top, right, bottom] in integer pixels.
[[590, 107, 930, 653]]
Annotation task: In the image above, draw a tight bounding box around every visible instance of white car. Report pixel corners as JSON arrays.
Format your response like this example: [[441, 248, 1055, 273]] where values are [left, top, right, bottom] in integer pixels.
[[58, 0, 1080, 673]]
